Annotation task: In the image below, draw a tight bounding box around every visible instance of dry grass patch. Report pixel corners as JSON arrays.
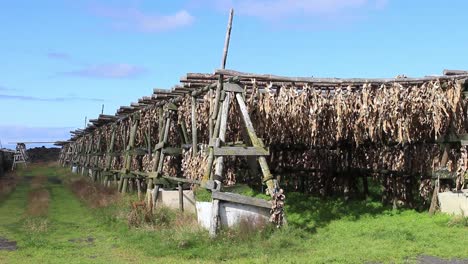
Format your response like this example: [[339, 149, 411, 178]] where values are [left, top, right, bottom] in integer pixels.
[[27, 188, 50, 217], [69, 178, 119, 208], [30, 175, 47, 190], [0, 173, 17, 198]]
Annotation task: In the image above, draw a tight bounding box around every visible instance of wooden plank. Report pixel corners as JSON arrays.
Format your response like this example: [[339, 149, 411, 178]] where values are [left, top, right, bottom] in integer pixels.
[[153, 141, 165, 151], [213, 146, 269, 156], [444, 69, 468, 76], [223, 83, 244, 93], [162, 147, 182, 155], [162, 175, 200, 184], [212, 191, 271, 209], [216, 69, 468, 84]]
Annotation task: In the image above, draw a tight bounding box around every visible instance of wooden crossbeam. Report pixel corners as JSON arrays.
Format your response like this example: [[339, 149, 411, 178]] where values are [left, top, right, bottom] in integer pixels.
[[213, 146, 269, 156], [212, 191, 271, 209]]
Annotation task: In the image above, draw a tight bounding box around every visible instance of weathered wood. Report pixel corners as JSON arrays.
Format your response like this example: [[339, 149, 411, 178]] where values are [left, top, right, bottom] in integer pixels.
[[152, 185, 160, 210], [178, 183, 184, 212], [444, 69, 468, 76], [162, 175, 199, 184], [223, 82, 244, 93], [204, 106, 223, 180], [162, 147, 182, 155], [213, 146, 269, 156], [212, 191, 272, 209], [220, 8, 234, 69], [235, 92, 275, 195], [216, 69, 468, 84], [214, 92, 231, 181], [209, 198, 220, 238], [136, 178, 142, 200], [180, 120, 190, 144], [429, 145, 450, 215], [191, 96, 198, 157]]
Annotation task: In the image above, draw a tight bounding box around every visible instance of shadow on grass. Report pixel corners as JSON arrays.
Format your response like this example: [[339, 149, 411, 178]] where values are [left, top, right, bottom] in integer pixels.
[[285, 192, 391, 232]]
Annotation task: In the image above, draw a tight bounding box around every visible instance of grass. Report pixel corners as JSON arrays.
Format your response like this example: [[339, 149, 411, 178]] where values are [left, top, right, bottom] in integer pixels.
[[0, 163, 467, 263]]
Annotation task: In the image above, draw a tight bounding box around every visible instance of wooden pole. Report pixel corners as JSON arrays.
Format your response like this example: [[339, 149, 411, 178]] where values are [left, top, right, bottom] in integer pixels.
[[235, 93, 276, 195], [209, 92, 231, 237], [221, 8, 234, 69], [178, 182, 184, 212], [429, 145, 449, 215], [191, 96, 198, 157]]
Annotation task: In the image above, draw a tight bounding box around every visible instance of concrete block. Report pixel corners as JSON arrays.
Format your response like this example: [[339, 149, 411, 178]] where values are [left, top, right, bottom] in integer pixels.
[[438, 189, 468, 215], [196, 201, 270, 230], [156, 189, 196, 214]]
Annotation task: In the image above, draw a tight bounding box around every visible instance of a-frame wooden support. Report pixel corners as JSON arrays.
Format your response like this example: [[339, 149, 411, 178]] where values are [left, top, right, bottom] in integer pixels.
[[204, 81, 279, 237], [146, 103, 189, 209]]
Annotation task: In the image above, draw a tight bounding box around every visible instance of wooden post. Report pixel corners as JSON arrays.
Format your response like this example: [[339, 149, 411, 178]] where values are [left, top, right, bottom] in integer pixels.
[[122, 115, 139, 193], [204, 106, 223, 180], [191, 96, 198, 157], [156, 114, 172, 176], [235, 93, 276, 195], [152, 185, 160, 211], [209, 93, 231, 237], [209, 180, 221, 238], [214, 93, 231, 178], [104, 125, 116, 186], [362, 175, 369, 198], [429, 145, 449, 215], [180, 120, 190, 144], [136, 178, 142, 200], [178, 182, 184, 212]]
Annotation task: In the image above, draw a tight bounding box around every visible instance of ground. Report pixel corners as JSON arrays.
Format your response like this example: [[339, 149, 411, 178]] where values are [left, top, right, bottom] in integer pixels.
[[0, 164, 467, 264]]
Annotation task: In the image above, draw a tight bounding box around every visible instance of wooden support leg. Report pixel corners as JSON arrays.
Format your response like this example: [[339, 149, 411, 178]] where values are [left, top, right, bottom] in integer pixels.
[[208, 93, 231, 237], [362, 175, 369, 198], [235, 93, 276, 195], [191, 96, 198, 157], [429, 145, 449, 215], [136, 178, 142, 200], [122, 178, 128, 193], [209, 180, 222, 238], [152, 185, 160, 211], [118, 175, 124, 192], [178, 183, 184, 212]]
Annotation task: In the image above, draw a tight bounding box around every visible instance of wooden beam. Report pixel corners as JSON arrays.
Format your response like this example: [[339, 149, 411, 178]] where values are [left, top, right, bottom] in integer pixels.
[[216, 69, 468, 84], [212, 191, 271, 209], [213, 146, 269, 156]]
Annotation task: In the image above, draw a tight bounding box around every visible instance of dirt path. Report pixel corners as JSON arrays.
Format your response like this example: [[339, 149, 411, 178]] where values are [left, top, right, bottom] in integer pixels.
[[0, 174, 152, 264]]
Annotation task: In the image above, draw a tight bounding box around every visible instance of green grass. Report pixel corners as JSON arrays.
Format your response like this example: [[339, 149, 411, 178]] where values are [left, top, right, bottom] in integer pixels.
[[0, 164, 467, 263]]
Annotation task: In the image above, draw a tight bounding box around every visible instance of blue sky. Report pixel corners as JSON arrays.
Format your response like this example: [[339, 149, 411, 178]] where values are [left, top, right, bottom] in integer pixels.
[[1, 0, 467, 149]]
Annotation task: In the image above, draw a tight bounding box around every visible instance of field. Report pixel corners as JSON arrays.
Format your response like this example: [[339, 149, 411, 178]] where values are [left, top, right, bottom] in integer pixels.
[[0, 163, 467, 264]]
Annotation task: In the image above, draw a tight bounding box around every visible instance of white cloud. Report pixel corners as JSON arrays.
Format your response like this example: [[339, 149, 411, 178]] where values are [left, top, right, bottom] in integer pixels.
[[92, 5, 194, 32], [191, 0, 388, 23], [61, 63, 147, 79]]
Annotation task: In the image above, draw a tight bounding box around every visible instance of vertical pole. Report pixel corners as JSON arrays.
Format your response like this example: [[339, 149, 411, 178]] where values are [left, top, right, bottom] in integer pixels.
[[429, 145, 449, 215], [191, 96, 198, 157], [209, 93, 231, 237], [178, 182, 184, 212], [122, 115, 139, 193]]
